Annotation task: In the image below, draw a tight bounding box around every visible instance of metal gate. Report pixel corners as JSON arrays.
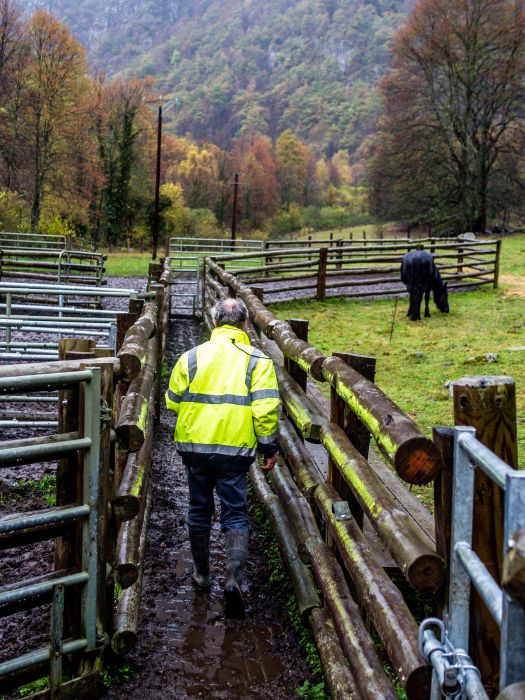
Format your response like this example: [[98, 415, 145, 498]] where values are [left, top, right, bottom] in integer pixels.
[[0, 367, 105, 696], [168, 237, 265, 316]]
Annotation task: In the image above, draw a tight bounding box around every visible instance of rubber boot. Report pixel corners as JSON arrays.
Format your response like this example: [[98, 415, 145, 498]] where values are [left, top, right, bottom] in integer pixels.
[[189, 531, 211, 588], [224, 531, 249, 617]]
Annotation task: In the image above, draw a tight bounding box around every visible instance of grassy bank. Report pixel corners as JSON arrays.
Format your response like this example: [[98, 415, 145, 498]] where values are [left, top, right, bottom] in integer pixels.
[[268, 234, 525, 469]]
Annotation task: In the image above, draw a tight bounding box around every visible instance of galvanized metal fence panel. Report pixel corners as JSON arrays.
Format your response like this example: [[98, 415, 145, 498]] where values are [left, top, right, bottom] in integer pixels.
[[0, 367, 103, 688], [420, 426, 525, 697]]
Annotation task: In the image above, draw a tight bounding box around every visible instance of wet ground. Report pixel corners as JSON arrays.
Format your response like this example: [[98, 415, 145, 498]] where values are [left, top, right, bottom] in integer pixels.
[[103, 315, 312, 699]]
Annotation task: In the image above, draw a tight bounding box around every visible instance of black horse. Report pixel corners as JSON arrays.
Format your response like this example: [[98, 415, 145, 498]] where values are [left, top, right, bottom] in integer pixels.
[[400, 250, 449, 321]]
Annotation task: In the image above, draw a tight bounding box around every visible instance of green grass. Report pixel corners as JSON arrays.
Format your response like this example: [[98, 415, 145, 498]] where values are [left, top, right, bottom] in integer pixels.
[[104, 251, 154, 277], [1, 475, 56, 507], [269, 234, 525, 470]]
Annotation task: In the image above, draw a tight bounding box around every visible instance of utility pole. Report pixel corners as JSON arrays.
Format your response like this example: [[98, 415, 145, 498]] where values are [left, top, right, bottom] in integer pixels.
[[231, 172, 239, 246], [152, 104, 163, 261]]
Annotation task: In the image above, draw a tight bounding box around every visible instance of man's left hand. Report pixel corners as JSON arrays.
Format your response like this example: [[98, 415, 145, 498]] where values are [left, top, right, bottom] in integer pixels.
[[260, 454, 277, 471]]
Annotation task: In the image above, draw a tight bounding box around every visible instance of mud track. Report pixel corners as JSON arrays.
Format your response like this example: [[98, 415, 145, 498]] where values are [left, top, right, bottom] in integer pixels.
[[104, 316, 313, 699]]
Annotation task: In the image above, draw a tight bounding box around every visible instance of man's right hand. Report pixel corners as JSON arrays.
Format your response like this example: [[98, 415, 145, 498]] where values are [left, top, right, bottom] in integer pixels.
[[260, 454, 277, 471]]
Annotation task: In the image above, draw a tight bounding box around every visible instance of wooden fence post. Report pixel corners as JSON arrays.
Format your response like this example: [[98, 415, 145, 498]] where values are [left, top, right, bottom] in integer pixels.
[[327, 352, 376, 530], [284, 319, 309, 392], [453, 375, 518, 696], [432, 426, 454, 614], [55, 340, 95, 657], [457, 246, 464, 274], [336, 239, 343, 270], [494, 239, 502, 289], [316, 248, 328, 301]]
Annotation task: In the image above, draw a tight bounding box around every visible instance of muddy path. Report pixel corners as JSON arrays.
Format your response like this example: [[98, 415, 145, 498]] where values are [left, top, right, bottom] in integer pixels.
[[104, 317, 313, 700]]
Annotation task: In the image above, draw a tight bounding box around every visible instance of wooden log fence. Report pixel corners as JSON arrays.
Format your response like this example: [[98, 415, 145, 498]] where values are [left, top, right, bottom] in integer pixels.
[[201, 256, 448, 698], [203, 247, 523, 697], [0, 258, 171, 695], [209, 237, 501, 301]]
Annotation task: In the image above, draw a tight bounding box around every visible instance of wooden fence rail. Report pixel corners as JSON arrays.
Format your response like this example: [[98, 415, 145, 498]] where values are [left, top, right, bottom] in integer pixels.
[[210, 237, 501, 301], [202, 257, 444, 699]]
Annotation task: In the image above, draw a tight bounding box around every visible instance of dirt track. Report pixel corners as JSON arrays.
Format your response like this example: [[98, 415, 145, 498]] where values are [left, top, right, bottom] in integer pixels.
[[103, 317, 313, 699]]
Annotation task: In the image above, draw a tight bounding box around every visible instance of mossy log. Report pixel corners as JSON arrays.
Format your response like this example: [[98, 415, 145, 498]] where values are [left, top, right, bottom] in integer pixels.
[[271, 320, 326, 381], [114, 459, 150, 588], [113, 397, 154, 522], [314, 482, 431, 700], [306, 537, 398, 699], [277, 414, 323, 498], [111, 483, 152, 655], [271, 462, 321, 559], [503, 530, 525, 610], [274, 364, 323, 441], [321, 422, 445, 591], [115, 338, 157, 452], [249, 465, 321, 618], [117, 301, 157, 380], [308, 608, 362, 700], [322, 355, 441, 484]]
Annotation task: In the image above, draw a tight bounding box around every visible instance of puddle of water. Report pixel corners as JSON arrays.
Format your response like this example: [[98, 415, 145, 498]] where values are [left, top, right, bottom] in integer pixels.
[[154, 554, 286, 697]]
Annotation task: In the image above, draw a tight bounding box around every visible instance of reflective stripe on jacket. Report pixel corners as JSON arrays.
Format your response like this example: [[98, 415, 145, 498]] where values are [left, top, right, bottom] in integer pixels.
[[165, 325, 280, 459]]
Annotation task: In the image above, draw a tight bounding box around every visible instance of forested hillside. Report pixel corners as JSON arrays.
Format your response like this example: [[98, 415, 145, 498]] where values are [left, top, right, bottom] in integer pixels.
[[25, 0, 412, 157]]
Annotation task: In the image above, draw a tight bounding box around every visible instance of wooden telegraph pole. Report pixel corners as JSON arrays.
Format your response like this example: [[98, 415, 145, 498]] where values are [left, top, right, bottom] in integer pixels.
[[231, 172, 240, 246]]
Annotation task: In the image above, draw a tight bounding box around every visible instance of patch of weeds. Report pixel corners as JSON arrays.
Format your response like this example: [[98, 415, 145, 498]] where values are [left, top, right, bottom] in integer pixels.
[[297, 679, 326, 699], [287, 595, 323, 677], [249, 497, 326, 697], [13, 475, 57, 507], [18, 677, 48, 697], [114, 580, 122, 605], [103, 661, 133, 688]]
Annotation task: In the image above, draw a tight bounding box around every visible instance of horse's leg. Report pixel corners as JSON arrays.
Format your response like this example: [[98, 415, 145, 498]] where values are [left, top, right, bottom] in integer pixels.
[[413, 291, 422, 321], [424, 287, 431, 317]]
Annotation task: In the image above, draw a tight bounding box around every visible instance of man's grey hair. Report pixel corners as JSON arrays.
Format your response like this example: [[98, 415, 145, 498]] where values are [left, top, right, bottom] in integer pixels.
[[212, 297, 248, 329]]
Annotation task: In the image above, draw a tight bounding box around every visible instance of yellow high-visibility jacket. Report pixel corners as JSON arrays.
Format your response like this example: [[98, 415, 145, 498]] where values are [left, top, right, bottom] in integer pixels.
[[165, 325, 280, 459]]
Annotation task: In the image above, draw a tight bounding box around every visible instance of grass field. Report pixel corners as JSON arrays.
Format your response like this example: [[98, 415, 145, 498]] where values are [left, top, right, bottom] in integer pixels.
[[104, 251, 153, 277], [268, 234, 525, 471]]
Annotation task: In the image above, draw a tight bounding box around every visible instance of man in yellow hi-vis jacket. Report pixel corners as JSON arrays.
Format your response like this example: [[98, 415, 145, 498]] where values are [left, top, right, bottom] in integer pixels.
[[165, 297, 280, 614]]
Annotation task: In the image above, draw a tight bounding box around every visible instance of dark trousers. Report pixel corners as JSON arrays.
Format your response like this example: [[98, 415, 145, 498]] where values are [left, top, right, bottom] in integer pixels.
[[184, 463, 249, 535]]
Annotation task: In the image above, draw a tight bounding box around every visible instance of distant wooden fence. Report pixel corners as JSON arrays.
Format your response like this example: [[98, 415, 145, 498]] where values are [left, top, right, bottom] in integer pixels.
[[213, 237, 501, 300], [202, 256, 521, 699], [0, 260, 171, 697]]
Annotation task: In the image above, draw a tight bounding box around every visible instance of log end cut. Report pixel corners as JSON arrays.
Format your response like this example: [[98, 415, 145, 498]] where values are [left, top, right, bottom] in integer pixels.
[[116, 425, 146, 453], [111, 630, 137, 656], [116, 563, 139, 590], [405, 665, 432, 700], [394, 437, 442, 485], [406, 552, 446, 592]]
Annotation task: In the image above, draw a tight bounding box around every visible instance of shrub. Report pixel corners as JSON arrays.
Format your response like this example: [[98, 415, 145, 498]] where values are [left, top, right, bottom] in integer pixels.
[[0, 190, 31, 231]]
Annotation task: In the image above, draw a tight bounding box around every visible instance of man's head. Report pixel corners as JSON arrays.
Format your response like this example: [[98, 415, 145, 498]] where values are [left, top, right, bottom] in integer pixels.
[[212, 297, 248, 329]]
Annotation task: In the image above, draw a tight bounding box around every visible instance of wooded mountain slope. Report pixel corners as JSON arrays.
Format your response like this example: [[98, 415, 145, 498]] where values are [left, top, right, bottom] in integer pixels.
[[26, 0, 412, 156]]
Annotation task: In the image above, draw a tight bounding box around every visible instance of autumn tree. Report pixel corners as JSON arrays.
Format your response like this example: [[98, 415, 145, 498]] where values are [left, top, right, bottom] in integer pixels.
[[94, 78, 148, 247], [24, 11, 88, 228], [0, 0, 29, 191], [238, 135, 280, 229], [175, 143, 220, 210], [275, 129, 310, 206], [371, 0, 525, 231]]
